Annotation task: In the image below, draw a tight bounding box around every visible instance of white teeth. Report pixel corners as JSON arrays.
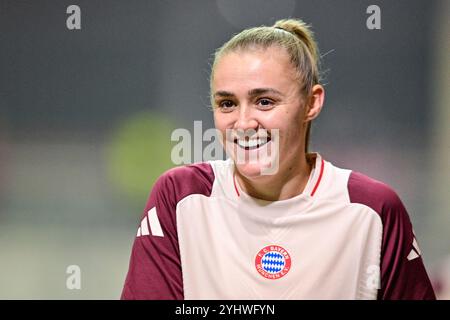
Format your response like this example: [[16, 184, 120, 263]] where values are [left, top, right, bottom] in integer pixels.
[[236, 138, 270, 149]]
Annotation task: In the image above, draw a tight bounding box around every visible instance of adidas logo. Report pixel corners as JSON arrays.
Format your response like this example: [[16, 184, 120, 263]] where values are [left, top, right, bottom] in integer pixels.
[[136, 207, 164, 238], [407, 236, 422, 261]]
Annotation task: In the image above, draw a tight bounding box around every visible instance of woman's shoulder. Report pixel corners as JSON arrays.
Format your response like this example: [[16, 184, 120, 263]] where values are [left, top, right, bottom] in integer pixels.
[[348, 171, 399, 201], [347, 170, 407, 219], [150, 161, 227, 201], [159, 161, 215, 185], [162, 161, 215, 181]]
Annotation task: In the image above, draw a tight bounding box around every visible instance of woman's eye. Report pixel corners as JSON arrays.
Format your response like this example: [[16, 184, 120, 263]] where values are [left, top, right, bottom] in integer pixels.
[[257, 98, 274, 108], [218, 100, 235, 110]]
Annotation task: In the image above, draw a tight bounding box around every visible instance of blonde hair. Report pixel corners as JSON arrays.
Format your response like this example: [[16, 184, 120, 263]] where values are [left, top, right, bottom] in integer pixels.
[[210, 19, 321, 153]]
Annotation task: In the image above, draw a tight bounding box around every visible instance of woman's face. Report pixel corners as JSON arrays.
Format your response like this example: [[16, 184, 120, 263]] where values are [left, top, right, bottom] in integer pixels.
[[212, 46, 309, 179]]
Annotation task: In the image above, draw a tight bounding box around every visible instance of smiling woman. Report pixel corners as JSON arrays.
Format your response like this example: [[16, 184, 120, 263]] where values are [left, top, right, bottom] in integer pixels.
[[211, 45, 323, 200], [121, 19, 435, 300]]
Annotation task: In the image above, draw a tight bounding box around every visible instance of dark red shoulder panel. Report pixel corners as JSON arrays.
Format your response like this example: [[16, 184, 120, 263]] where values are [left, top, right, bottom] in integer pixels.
[[348, 171, 435, 300], [121, 163, 215, 300]]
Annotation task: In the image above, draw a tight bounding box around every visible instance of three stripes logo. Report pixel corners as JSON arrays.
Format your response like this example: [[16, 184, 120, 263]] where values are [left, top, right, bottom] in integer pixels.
[[407, 235, 422, 261], [136, 207, 164, 237], [255, 245, 291, 280]]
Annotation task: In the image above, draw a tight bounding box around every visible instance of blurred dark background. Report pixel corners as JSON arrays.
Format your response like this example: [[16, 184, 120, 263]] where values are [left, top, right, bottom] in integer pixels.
[[0, 0, 449, 298]]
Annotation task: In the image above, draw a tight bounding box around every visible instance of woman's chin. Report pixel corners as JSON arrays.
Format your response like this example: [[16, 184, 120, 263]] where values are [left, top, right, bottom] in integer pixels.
[[229, 140, 279, 177], [234, 162, 273, 179]]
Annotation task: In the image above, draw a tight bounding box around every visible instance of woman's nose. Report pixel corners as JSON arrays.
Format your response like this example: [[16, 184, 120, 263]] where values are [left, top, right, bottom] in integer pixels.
[[233, 105, 258, 131]]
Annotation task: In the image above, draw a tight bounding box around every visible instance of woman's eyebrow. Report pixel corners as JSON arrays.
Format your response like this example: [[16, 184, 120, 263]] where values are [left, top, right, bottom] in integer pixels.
[[214, 91, 235, 98], [248, 88, 284, 97], [214, 88, 283, 98]]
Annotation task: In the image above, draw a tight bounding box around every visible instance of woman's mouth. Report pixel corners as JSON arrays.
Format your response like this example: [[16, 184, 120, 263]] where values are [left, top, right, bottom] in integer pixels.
[[234, 137, 271, 150]]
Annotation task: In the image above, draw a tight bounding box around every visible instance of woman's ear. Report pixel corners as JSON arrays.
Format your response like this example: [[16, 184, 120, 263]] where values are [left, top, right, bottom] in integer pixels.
[[304, 84, 325, 122]]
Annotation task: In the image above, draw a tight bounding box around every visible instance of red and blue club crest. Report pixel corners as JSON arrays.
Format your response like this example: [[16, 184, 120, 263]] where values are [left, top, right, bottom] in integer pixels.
[[255, 245, 291, 279]]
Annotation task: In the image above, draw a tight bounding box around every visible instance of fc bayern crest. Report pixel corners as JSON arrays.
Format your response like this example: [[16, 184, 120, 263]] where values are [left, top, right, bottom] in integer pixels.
[[255, 245, 291, 279]]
